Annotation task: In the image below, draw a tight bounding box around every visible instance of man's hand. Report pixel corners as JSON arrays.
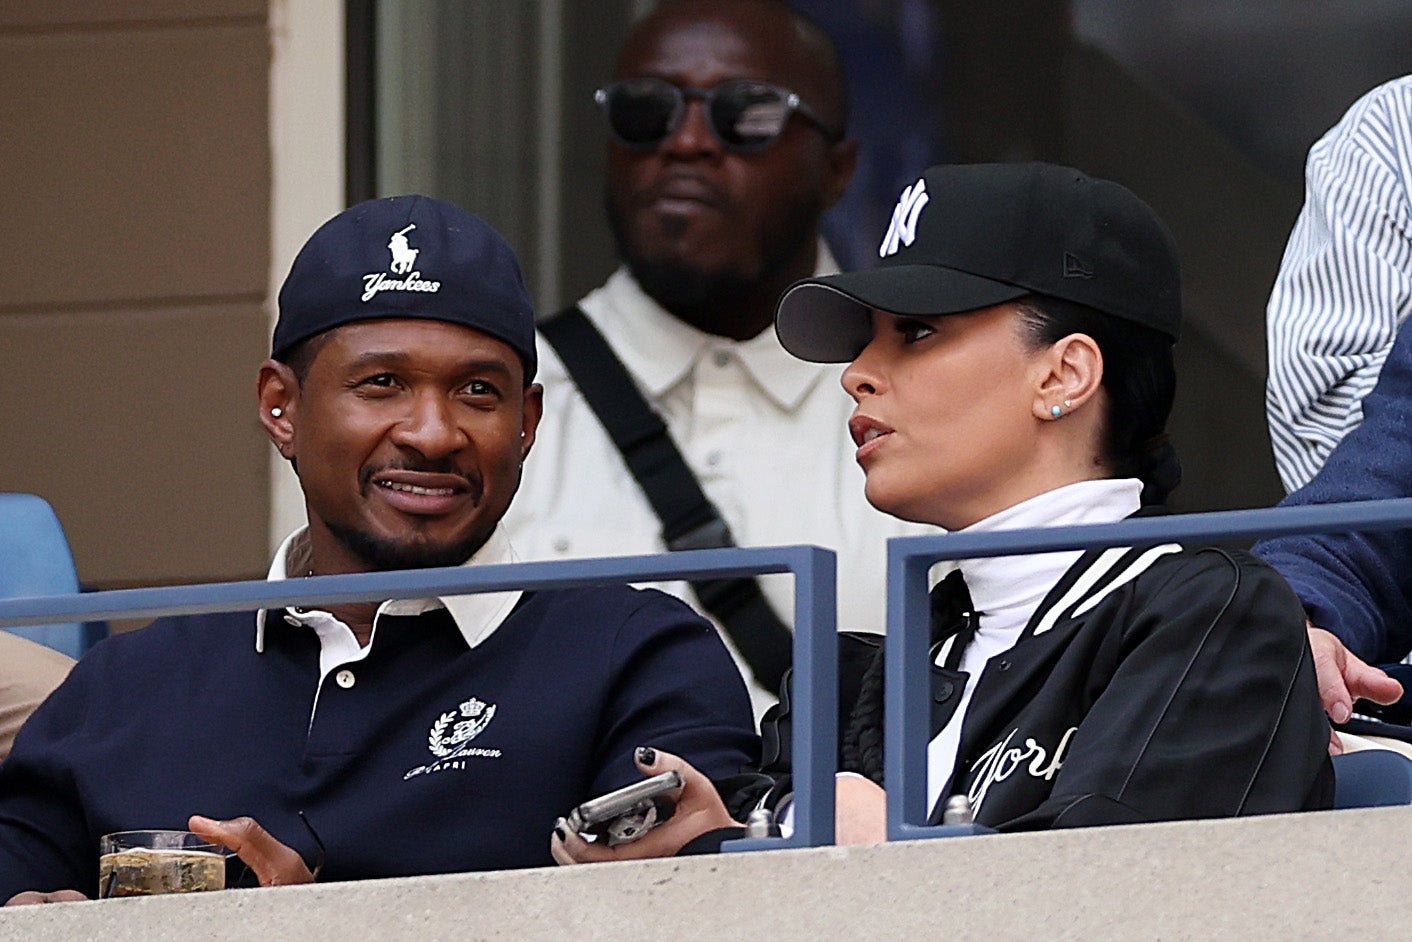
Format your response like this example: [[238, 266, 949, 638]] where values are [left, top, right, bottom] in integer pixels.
[[189, 815, 314, 887], [550, 747, 740, 865], [5, 890, 87, 906], [1308, 623, 1404, 755]]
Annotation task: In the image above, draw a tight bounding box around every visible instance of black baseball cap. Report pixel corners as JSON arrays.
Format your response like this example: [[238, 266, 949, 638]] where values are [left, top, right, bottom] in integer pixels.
[[775, 162, 1181, 362], [274, 195, 538, 381]]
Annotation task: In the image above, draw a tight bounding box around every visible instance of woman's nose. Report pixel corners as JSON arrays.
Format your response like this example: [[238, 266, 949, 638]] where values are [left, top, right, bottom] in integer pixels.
[[842, 342, 883, 400]]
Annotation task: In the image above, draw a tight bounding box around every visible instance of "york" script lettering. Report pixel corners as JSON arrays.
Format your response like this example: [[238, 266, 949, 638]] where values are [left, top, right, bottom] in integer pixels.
[[966, 725, 1076, 817]]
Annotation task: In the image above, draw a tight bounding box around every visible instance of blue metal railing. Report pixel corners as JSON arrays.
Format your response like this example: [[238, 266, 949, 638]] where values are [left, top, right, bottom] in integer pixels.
[[884, 496, 1412, 841], [0, 545, 838, 851], [8, 497, 1412, 850]]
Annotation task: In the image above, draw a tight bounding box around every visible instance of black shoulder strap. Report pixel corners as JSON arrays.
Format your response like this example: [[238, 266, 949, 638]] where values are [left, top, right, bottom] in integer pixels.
[[540, 305, 791, 692]]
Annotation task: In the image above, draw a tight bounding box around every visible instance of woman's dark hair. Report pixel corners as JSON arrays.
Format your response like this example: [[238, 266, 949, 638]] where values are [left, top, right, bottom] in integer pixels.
[[1014, 295, 1182, 506]]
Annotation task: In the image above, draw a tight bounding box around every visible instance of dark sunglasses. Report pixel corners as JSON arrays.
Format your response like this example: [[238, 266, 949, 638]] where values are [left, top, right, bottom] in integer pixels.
[[594, 77, 841, 153]]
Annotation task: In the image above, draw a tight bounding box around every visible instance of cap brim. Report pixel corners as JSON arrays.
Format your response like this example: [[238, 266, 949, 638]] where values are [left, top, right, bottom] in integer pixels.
[[775, 265, 1031, 362]]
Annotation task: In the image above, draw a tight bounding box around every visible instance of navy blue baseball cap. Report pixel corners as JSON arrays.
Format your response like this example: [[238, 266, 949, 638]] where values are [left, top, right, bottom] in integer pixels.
[[776, 163, 1181, 362], [274, 195, 538, 381]]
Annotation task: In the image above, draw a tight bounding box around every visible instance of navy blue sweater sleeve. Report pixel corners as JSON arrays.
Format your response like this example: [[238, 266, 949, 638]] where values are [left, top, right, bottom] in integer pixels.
[[1255, 313, 1412, 663], [586, 589, 758, 798]]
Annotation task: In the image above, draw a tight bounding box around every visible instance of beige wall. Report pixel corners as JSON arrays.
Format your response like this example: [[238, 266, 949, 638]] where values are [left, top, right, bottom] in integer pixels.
[[267, 0, 345, 552], [0, 2, 273, 587]]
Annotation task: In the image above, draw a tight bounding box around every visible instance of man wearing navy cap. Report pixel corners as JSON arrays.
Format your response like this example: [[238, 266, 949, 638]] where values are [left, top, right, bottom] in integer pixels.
[[0, 196, 755, 902]]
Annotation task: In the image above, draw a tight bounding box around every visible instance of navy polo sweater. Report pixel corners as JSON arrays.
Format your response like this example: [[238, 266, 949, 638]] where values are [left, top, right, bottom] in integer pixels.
[[0, 585, 756, 897]]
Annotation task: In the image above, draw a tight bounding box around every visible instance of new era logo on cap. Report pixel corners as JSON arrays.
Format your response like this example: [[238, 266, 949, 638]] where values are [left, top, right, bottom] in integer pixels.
[[1063, 252, 1093, 279], [879, 178, 930, 258]]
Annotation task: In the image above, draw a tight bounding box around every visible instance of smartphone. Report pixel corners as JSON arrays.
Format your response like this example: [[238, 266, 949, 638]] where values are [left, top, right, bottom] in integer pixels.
[[565, 770, 683, 846]]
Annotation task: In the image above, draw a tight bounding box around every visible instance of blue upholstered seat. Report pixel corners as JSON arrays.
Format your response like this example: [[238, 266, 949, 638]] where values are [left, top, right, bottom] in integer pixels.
[[0, 493, 99, 659], [1332, 749, 1412, 809]]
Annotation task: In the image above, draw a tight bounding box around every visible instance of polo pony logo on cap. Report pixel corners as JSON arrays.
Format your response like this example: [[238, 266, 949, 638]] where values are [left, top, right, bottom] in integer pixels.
[[388, 224, 419, 273], [361, 224, 443, 302], [879, 178, 930, 258]]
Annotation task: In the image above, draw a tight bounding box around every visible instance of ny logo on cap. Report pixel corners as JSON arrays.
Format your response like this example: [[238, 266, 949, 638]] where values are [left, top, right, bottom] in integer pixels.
[[388, 224, 419, 274], [879, 178, 929, 258]]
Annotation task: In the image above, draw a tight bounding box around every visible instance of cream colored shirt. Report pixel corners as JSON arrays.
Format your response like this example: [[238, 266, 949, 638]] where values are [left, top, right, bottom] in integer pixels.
[[504, 252, 933, 715], [0, 632, 74, 764]]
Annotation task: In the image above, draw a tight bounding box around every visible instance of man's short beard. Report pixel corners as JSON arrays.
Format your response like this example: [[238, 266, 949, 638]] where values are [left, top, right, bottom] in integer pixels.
[[325, 519, 488, 572], [606, 191, 820, 322], [622, 256, 760, 319]]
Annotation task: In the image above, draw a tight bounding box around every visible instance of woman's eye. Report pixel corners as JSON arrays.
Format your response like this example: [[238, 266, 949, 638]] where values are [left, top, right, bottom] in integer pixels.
[[897, 319, 936, 344]]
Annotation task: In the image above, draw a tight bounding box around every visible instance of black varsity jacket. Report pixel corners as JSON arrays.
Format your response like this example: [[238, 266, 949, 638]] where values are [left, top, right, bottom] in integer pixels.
[[743, 541, 1334, 830]]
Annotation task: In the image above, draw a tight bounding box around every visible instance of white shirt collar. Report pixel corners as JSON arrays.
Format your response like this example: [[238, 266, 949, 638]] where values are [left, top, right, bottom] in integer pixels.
[[254, 524, 524, 654], [584, 239, 840, 412], [957, 478, 1143, 619]]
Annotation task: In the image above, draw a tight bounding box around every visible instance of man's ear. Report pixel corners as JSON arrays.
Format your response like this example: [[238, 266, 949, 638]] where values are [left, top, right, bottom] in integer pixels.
[[257, 360, 299, 462], [519, 383, 544, 464], [822, 137, 859, 210], [1031, 333, 1104, 420]]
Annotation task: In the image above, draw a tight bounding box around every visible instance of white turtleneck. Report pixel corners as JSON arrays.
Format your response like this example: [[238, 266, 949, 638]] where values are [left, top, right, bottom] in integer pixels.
[[925, 478, 1143, 812]]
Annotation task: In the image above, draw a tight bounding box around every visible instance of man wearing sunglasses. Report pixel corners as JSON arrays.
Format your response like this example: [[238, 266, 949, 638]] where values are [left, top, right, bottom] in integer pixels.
[[505, 0, 932, 713]]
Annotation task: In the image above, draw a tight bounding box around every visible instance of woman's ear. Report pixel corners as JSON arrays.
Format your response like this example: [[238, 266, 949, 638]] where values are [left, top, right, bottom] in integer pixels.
[[257, 360, 299, 461], [1032, 333, 1104, 421]]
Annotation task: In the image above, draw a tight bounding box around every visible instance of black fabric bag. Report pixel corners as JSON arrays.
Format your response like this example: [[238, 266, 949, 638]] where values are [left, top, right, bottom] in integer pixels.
[[539, 305, 793, 693]]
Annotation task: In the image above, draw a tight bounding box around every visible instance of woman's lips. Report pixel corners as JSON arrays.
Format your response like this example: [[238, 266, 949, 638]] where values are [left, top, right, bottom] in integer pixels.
[[848, 415, 894, 462]]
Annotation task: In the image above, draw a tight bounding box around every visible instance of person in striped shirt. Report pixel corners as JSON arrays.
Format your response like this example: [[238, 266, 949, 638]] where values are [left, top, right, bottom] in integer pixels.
[[1259, 76, 1412, 750], [1266, 75, 1412, 494]]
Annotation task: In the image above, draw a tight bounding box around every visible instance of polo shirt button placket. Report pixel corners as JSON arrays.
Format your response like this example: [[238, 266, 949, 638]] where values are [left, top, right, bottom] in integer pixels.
[[335, 669, 356, 689]]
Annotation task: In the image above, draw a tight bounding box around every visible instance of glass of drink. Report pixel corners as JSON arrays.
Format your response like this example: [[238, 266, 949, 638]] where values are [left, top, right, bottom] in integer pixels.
[[98, 830, 227, 898]]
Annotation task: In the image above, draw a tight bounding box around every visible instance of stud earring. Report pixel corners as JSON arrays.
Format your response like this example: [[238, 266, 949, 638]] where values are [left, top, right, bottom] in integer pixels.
[[271, 407, 284, 418], [1063, 399, 1073, 408], [1050, 405, 1063, 418]]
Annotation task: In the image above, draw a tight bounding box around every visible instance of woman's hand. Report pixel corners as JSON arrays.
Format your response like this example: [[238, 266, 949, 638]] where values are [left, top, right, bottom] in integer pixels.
[[550, 747, 741, 865], [834, 772, 887, 845]]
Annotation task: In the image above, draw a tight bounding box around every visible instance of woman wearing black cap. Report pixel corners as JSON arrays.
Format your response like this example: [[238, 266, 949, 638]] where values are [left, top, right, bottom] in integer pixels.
[[552, 163, 1333, 861]]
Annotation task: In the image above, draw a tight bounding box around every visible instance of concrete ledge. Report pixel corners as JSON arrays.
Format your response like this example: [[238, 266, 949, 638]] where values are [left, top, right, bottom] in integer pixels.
[[1, 806, 1405, 940]]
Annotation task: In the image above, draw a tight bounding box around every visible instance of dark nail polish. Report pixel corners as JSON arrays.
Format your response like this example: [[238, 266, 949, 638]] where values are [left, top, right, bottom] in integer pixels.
[[554, 824, 567, 842], [635, 746, 656, 766]]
